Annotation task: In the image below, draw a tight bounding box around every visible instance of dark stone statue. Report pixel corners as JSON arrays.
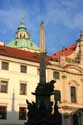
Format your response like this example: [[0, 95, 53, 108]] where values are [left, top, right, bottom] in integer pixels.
[[25, 80, 62, 125]]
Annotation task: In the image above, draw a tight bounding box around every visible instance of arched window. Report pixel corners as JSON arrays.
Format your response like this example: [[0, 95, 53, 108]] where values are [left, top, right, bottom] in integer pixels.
[[70, 86, 77, 103], [23, 34, 25, 38], [20, 34, 22, 38]]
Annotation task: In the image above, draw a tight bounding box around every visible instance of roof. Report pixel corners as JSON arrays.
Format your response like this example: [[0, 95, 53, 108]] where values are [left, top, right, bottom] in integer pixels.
[[18, 24, 26, 31], [7, 38, 40, 51], [0, 45, 51, 64], [52, 43, 77, 61]]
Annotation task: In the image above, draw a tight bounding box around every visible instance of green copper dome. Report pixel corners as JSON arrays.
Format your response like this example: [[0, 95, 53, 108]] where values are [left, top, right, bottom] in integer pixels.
[[7, 38, 40, 51], [7, 19, 40, 51]]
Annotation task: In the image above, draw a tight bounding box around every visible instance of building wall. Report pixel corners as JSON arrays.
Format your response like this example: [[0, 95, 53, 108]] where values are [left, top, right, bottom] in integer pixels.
[[0, 56, 40, 125], [0, 54, 83, 125]]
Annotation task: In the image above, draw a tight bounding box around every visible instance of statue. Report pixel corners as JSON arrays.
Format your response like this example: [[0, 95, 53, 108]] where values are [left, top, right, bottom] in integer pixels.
[[25, 80, 62, 125]]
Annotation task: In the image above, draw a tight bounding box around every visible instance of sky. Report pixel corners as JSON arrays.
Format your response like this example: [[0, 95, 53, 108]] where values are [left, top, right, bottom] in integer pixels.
[[0, 0, 83, 54]]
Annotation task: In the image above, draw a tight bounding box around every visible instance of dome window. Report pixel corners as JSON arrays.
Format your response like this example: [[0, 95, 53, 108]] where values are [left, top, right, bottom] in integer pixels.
[[23, 34, 25, 38], [30, 43, 33, 47], [20, 34, 22, 38], [15, 41, 18, 46]]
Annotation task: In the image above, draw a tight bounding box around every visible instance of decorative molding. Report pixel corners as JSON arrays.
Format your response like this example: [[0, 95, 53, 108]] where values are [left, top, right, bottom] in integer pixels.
[[68, 80, 79, 86]]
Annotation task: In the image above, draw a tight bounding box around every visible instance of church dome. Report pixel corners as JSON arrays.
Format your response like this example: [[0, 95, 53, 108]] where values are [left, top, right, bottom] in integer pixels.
[[7, 19, 40, 52]]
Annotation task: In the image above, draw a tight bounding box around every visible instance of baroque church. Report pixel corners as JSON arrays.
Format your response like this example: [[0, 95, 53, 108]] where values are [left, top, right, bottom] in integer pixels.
[[0, 19, 83, 125]]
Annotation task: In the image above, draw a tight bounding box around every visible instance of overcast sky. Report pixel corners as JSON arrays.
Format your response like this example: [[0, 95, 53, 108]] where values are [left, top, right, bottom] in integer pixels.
[[0, 0, 83, 54]]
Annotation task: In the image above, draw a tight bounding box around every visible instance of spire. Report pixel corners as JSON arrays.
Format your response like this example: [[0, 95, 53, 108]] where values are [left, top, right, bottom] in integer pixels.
[[40, 20, 45, 53], [18, 17, 26, 30], [20, 17, 25, 26]]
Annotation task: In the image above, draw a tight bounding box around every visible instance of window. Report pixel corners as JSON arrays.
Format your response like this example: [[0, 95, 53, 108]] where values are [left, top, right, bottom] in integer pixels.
[[20, 83, 27, 95], [30, 43, 33, 46], [19, 107, 26, 120], [20, 65, 27, 73], [20, 34, 22, 38], [0, 81, 8, 93], [23, 34, 25, 38], [70, 86, 77, 103], [53, 71, 60, 79], [73, 114, 79, 125], [1, 62, 9, 70], [0, 106, 7, 119], [15, 41, 18, 46]]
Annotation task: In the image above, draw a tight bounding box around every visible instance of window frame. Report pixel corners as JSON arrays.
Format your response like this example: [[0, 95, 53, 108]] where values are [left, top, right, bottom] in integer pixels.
[[0, 106, 7, 119], [70, 86, 77, 103], [20, 83, 27, 95], [19, 107, 26, 120], [20, 65, 27, 73], [0, 80, 8, 93], [53, 71, 60, 79], [1, 61, 9, 70]]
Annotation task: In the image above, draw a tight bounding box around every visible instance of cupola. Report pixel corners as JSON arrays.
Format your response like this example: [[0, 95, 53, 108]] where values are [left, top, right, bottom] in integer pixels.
[[16, 18, 29, 39]]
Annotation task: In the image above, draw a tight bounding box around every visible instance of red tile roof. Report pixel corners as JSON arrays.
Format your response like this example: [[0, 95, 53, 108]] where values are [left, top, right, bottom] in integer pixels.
[[51, 43, 77, 61], [0, 45, 51, 64]]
